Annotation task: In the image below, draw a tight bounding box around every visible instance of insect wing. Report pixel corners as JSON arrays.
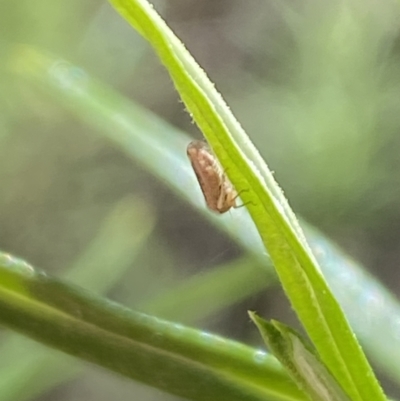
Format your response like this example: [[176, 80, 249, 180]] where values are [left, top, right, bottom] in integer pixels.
[[187, 140, 237, 213]]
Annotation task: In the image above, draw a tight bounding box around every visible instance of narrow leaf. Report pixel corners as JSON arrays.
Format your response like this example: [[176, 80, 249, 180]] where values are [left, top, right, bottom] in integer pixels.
[[0, 255, 305, 401], [106, 1, 386, 400], [0, 197, 155, 401], [250, 313, 351, 401]]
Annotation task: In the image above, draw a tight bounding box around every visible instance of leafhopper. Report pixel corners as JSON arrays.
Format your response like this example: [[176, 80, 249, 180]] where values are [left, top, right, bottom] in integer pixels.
[[187, 140, 238, 213]]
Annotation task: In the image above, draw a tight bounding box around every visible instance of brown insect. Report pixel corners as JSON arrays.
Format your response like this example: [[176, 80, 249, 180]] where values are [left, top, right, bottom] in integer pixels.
[[187, 140, 238, 213]]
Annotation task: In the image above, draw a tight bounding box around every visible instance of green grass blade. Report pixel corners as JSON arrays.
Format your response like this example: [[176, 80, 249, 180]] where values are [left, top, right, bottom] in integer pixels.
[[0, 255, 305, 401], [250, 313, 351, 401], [105, 1, 386, 400], [0, 197, 155, 401], [0, 202, 272, 401]]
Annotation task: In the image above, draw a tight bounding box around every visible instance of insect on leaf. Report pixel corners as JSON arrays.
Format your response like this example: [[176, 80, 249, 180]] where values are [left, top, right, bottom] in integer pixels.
[[187, 140, 238, 214]]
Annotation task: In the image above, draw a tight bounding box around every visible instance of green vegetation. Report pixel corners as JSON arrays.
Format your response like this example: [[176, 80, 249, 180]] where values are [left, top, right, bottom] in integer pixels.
[[1, 0, 399, 400]]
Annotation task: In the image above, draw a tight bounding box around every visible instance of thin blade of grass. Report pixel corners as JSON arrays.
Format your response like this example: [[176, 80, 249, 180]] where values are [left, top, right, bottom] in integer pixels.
[[105, 2, 386, 400], [0, 197, 155, 401], [250, 313, 352, 401], [0, 255, 305, 401]]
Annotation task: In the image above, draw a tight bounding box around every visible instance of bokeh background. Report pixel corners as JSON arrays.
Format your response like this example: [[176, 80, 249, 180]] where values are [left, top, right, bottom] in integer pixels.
[[1, 0, 400, 399]]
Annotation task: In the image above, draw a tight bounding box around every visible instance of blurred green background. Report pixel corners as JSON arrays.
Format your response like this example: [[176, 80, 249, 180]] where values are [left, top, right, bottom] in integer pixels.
[[1, 0, 400, 400]]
